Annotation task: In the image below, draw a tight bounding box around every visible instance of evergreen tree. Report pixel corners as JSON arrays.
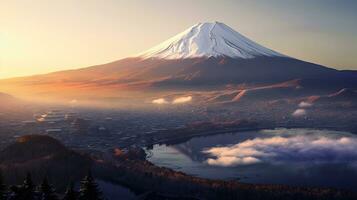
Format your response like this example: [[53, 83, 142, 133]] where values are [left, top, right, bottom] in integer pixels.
[[62, 182, 77, 200], [78, 172, 103, 200], [10, 173, 36, 200], [22, 173, 36, 200], [40, 177, 58, 200], [0, 171, 7, 200]]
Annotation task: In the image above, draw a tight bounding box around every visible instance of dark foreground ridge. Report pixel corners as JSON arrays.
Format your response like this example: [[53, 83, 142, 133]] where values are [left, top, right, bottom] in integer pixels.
[[0, 135, 356, 200]]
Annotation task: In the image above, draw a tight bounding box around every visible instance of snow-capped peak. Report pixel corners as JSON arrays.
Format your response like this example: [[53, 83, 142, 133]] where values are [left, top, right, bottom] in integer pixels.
[[138, 22, 286, 59]]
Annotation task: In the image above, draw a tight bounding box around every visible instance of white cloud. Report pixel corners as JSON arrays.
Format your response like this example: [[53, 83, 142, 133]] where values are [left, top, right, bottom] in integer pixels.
[[207, 156, 261, 166], [172, 96, 192, 104], [292, 109, 306, 117], [203, 134, 357, 167], [152, 98, 169, 104], [299, 101, 313, 108]]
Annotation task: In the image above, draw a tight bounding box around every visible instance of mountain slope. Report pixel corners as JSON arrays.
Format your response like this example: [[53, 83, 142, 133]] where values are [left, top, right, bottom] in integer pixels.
[[0, 22, 356, 101]]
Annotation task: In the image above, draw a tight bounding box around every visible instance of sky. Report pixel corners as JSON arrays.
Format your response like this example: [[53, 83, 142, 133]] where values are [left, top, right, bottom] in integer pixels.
[[1, 0, 357, 79]]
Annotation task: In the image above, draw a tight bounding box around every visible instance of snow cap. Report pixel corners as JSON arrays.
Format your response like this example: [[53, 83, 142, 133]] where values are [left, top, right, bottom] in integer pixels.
[[138, 22, 285, 59]]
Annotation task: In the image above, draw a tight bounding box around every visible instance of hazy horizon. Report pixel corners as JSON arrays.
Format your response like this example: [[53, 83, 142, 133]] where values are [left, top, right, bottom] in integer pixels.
[[1, 0, 357, 79]]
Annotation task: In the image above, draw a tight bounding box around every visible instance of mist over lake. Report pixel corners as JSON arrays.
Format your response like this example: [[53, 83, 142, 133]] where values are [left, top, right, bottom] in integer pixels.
[[147, 128, 357, 190]]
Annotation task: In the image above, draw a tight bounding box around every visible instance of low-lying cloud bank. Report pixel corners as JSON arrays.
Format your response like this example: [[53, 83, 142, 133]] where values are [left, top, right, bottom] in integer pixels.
[[292, 108, 306, 117], [291, 101, 313, 117], [172, 96, 192, 104], [203, 134, 357, 167], [299, 101, 313, 108], [152, 98, 169, 104], [152, 96, 192, 105]]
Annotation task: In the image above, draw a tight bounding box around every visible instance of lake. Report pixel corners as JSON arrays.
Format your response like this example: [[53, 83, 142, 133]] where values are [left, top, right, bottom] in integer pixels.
[[147, 128, 357, 190]]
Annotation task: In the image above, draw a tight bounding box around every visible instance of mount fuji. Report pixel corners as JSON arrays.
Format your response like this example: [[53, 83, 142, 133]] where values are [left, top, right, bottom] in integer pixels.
[[1, 22, 356, 101]]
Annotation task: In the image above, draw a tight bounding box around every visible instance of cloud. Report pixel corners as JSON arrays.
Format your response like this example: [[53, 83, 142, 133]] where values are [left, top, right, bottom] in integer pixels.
[[207, 156, 261, 166], [299, 101, 313, 108], [152, 98, 169, 104], [152, 96, 192, 104], [203, 134, 357, 167], [292, 109, 306, 117], [172, 96, 192, 104]]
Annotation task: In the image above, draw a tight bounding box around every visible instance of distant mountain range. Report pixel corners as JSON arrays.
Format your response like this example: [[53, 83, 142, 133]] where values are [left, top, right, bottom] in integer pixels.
[[1, 22, 356, 103]]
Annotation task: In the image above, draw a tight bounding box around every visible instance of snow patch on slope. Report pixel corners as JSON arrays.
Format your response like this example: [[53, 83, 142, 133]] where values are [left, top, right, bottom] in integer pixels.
[[139, 22, 286, 59]]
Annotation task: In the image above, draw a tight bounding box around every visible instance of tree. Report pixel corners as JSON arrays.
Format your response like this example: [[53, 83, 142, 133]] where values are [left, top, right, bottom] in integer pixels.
[[62, 182, 77, 200], [0, 171, 7, 200], [40, 177, 58, 200], [22, 173, 36, 200], [10, 173, 36, 200], [78, 172, 103, 200]]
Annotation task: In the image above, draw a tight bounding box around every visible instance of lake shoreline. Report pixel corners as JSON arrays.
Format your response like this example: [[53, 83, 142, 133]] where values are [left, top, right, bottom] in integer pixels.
[[144, 123, 357, 148], [146, 127, 357, 191]]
